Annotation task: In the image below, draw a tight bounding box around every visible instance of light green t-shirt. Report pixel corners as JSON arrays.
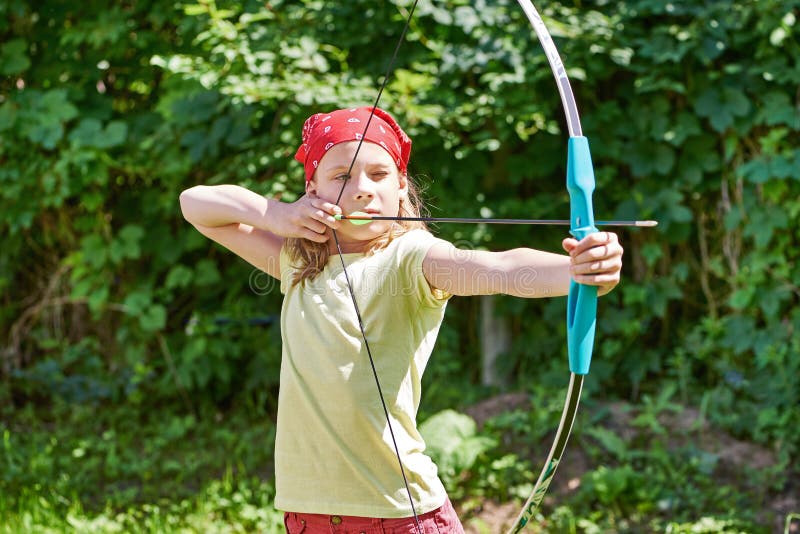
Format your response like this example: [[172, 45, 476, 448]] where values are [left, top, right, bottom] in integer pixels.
[[275, 229, 450, 518]]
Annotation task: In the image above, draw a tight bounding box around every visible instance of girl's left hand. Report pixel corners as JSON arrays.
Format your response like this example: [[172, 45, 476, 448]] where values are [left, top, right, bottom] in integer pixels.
[[562, 232, 623, 296]]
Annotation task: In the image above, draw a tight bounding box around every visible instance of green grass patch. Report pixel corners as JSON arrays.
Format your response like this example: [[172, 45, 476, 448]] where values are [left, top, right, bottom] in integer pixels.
[[0, 400, 282, 532]]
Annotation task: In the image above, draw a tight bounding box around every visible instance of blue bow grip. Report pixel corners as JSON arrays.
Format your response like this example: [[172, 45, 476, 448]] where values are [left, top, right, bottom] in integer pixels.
[[566, 136, 598, 375]]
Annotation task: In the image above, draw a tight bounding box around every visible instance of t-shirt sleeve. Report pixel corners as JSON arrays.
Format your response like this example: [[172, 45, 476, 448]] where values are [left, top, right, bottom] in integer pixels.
[[392, 229, 451, 307]]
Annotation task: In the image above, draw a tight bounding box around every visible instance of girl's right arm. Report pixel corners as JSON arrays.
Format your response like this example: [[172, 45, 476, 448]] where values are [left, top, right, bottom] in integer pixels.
[[179, 185, 340, 279]]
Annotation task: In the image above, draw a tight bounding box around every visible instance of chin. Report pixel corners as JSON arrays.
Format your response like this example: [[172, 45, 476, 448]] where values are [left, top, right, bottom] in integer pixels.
[[346, 221, 392, 240]]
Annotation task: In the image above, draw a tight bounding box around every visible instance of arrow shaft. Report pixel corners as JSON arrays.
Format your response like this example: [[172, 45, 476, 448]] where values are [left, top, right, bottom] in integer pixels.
[[338, 215, 656, 227]]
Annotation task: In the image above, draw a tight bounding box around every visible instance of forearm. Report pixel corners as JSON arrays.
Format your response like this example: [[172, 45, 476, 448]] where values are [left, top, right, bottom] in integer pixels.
[[179, 184, 277, 229], [426, 237, 622, 299], [425, 245, 572, 298], [494, 248, 572, 298]]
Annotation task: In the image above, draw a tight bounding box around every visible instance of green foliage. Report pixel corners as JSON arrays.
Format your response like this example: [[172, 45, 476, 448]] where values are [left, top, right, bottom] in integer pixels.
[[662, 517, 761, 534], [419, 409, 498, 497], [0, 401, 279, 531], [540, 410, 771, 533], [2, 474, 282, 534]]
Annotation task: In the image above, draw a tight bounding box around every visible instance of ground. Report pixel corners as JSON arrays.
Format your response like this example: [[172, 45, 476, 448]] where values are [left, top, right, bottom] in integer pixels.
[[458, 393, 798, 534]]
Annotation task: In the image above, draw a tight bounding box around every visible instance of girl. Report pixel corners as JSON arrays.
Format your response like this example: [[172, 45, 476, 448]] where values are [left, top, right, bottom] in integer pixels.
[[179, 106, 623, 533]]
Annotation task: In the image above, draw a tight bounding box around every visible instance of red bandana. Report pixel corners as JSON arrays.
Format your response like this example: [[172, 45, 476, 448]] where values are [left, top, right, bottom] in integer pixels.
[[294, 106, 412, 182]]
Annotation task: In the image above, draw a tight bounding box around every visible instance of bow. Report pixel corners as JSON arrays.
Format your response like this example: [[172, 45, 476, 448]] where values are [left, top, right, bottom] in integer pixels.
[[506, 2, 598, 532]]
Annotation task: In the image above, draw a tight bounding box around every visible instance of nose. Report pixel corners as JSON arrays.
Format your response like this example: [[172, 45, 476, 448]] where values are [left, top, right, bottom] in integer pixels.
[[350, 170, 375, 201]]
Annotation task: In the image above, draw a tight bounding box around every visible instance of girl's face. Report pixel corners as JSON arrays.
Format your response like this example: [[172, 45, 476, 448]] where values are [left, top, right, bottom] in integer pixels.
[[307, 140, 407, 252]]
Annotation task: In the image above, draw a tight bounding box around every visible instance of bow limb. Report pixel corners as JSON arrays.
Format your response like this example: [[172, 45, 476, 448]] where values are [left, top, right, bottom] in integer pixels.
[[507, 2, 598, 532]]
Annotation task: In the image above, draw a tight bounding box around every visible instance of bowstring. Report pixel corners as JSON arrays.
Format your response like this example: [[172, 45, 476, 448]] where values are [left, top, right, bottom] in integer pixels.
[[330, 1, 423, 533]]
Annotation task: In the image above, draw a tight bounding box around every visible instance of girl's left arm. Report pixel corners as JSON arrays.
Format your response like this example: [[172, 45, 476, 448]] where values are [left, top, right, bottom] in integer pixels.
[[422, 232, 623, 298]]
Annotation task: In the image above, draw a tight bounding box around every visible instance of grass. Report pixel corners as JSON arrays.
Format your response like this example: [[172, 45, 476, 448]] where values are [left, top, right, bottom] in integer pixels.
[[0, 392, 792, 533], [0, 399, 282, 532]]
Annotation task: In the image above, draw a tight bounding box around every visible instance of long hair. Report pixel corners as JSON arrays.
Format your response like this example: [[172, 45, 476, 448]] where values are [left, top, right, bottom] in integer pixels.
[[285, 176, 427, 286]]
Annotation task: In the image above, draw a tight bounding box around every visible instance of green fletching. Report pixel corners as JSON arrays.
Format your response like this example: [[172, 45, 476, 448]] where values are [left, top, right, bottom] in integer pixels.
[[337, 211, 372, 225]]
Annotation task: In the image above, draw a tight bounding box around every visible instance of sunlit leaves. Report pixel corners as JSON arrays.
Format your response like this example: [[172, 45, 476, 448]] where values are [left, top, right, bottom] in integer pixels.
[[769, 10, 797, 46], [419, 409, 496, 489]]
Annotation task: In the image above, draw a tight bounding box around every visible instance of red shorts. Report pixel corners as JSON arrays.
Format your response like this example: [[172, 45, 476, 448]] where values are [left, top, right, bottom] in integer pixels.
[[283, 497, 464, 533]]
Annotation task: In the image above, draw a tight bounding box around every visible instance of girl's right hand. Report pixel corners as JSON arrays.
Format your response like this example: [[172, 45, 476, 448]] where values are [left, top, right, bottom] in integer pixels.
[[269, 194, 341, 243]]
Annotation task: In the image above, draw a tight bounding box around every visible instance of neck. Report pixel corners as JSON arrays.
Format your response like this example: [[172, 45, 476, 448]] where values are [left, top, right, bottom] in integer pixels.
[[329, 233, 373, 255]]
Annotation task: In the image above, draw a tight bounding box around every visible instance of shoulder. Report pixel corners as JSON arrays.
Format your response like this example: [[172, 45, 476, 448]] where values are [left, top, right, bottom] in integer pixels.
[[387, 228, 449, 255], [379, 229, 452, 269], [386, 229, 453, 302]]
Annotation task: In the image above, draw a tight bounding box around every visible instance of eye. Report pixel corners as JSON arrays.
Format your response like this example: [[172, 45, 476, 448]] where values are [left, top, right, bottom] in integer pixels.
[[334, 173, 351, 181]]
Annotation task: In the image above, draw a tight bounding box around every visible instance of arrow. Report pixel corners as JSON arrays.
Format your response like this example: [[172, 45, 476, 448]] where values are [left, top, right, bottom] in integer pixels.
[[334, 212, 657, 227]]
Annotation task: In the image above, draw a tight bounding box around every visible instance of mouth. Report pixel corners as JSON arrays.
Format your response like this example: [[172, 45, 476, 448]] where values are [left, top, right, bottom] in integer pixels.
[[362, 208, 381, 215]]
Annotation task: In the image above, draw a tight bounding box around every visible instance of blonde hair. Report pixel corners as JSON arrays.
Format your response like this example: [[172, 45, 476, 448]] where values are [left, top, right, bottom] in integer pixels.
[[285, 177, 428, 286]]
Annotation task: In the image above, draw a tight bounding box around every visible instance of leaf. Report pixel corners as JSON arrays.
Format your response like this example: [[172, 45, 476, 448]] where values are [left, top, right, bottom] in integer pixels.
[[99, 121, 128, 148], [664, 112, 701, 146], [736, 157, 770, 183], [729, 286, 755, 311], [0, 38, 30, 74], [195, 259, 221, 286], [585, 426, 629, 460], [743, 208, 788, 248], [80, 234, 108, 269], [26, 122, 65, 150], [109, 225, 144, 264], [20, 90, 78, 148], [183, 4, 208, 16], [640, 243, 663, 267], [69, 119, 128, 149], [648, 189, 693, 227], [123, 290, 151, 315], [678, 135, 720, 186], [69, 119, 104, 147], [419, 409, 478, 456], [87, 286, 110, 315], [627, 142, 676, 177], [771, 154, 796, 180], [171, 91, 219, 125], [165, 265, 194, 289], [756, 91, 798, 127], [40, 89, 79, 122], [139, 304, 166, 332], [418, 409, 495, 481], [0, 102, 18, 132], [694, 86, 751, 132]]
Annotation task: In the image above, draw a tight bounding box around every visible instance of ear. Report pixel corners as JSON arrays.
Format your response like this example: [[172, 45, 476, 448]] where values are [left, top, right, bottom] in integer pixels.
[[398, 172, 409, 199], [305, 178, 318, 197]]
